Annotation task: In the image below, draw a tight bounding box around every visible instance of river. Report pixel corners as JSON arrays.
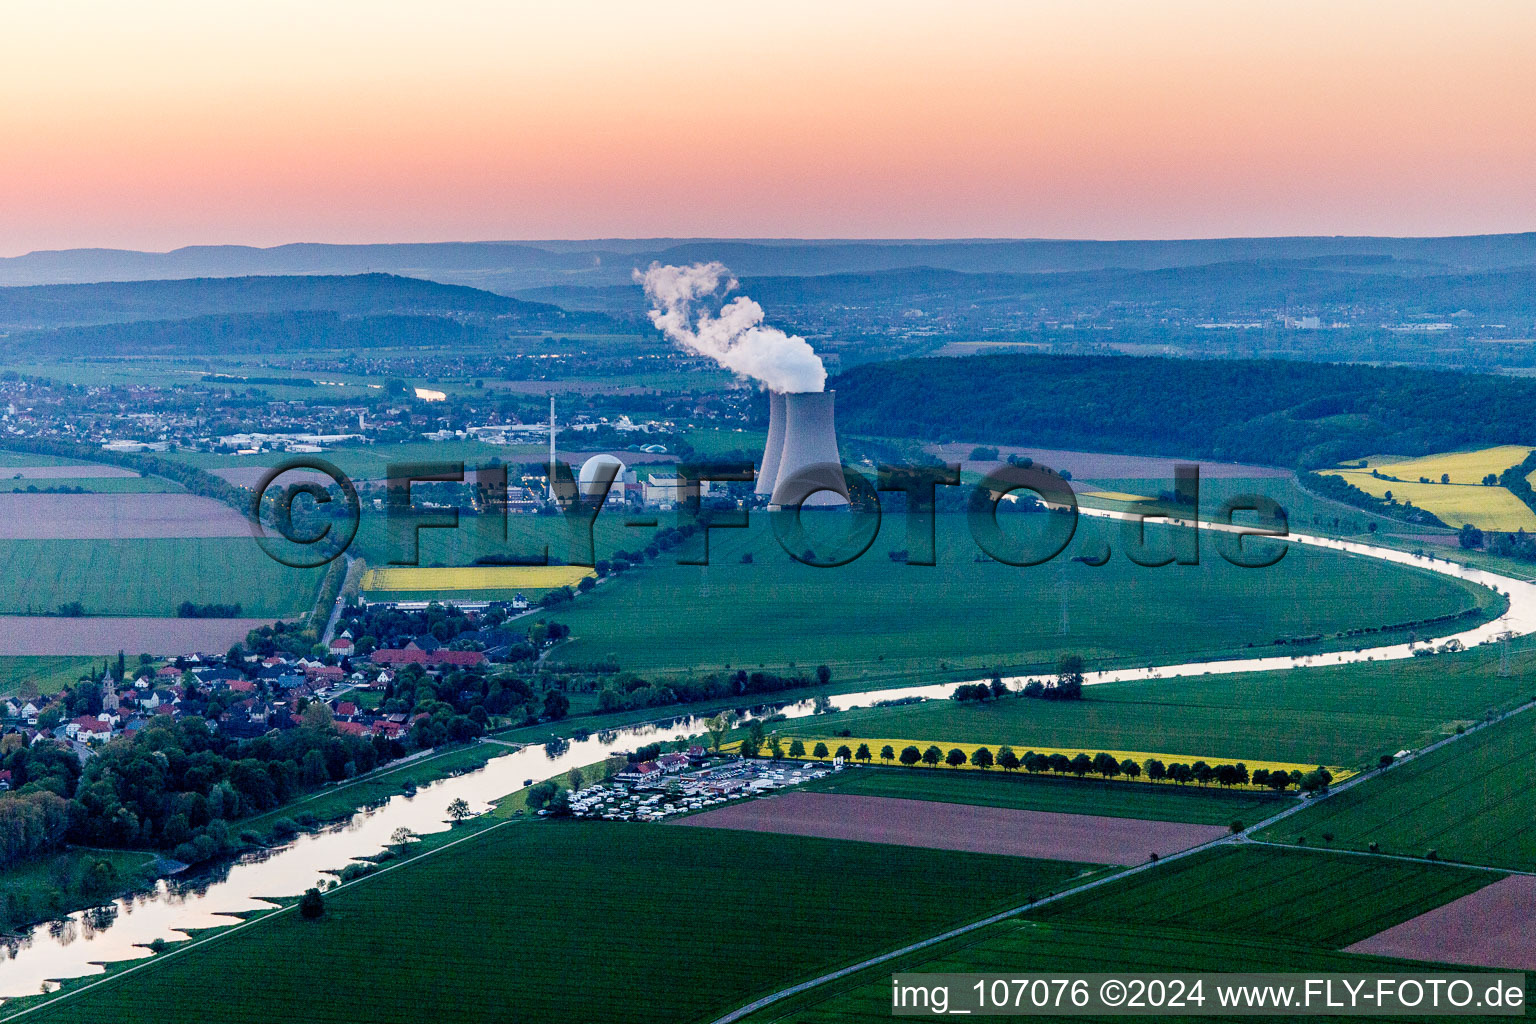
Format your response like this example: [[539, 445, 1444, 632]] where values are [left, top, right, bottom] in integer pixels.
[[2, 518, 1531, 1000]]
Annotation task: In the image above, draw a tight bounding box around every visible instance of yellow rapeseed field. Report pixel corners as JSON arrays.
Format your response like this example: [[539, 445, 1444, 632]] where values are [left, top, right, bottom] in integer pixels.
[[1080, 490, 1155, 503], [739, 736, 1353, 792], [1345, 445, 1533, 484], [1321, 445, 1536, 532], [360, 566, 595, 592]]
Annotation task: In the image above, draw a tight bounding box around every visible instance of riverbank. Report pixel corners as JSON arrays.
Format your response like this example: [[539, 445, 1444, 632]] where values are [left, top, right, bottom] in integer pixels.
[[2, 516, 1532, 1004]]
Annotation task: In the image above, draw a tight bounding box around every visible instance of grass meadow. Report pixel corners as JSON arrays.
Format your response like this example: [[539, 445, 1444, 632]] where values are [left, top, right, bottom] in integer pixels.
[[802, 766, 1284, 825], [547, 513, 1492, 689], [1258, 710, 1536, 870], [16, 822, 1095, 1024]]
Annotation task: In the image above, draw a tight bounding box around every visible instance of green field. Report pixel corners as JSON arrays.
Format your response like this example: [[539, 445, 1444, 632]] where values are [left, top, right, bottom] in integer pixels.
[[17, 823, 1095, 1024], [0, 453, 100, 468], [803, 766, 1284, 825], [0, 476, 180, 493], [800, 640, 1536, 769], [0, 538, 323, 617], [0, 655, 97, 698], [1030, 846, 1494, 947], [546, 513, 1493, 689], [741, 919, 1511, 1024], [1259, 711, 1536, 870], [742, 846, 1509, 1023]]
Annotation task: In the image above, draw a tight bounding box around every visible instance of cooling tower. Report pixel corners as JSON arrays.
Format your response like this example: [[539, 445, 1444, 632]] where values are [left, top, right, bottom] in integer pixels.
[[755, 390, 787, 496], [770, 389, 849, 508]]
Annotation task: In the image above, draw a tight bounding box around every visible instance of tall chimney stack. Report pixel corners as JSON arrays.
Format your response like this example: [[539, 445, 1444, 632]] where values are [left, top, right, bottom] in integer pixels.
[[755, 390, 787, 496], [770, 390, 849, 508]]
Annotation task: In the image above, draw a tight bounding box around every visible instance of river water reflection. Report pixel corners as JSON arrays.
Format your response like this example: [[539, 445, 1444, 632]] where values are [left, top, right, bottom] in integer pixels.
[[4, 519, 1532, 999]]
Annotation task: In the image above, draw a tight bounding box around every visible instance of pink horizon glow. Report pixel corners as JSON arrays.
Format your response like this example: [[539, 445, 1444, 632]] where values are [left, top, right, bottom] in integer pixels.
[[3, 1, 1534, 254]]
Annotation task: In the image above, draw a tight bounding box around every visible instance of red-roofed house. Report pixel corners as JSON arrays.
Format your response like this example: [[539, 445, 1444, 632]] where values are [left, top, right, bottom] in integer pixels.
[[334, 701, 358, 717], [329, 635, 355, 657], [334, 721, 369, 737], [67, 716, 113, 741]]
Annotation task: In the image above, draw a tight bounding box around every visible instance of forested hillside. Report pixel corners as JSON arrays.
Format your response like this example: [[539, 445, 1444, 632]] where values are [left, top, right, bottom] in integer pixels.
[[832, 354, 1536, 467], [0, 273, 567, 329]]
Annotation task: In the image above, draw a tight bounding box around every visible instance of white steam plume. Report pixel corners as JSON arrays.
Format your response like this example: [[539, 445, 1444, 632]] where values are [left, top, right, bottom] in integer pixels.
[[635, 261, 827, 393]]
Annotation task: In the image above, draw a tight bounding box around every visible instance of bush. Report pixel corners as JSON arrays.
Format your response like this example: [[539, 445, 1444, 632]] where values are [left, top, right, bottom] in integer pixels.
[[298, 887, 325, 920], [1230, 820, 1244, 834]]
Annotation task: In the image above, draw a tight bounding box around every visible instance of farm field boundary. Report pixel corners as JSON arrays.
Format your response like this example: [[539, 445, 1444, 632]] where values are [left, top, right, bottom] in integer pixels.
[[747, 738, 1353, 791], [674, 792, 1228, 864]]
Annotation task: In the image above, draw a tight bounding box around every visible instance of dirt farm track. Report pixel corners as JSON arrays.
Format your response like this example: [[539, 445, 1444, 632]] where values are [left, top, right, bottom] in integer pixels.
[[673, 792, 1228, 865], [0, 615, 274, 656]]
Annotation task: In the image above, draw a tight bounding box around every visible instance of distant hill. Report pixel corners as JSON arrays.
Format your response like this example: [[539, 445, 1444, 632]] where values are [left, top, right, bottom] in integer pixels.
[[5, 235, 1536, 291], [0, 273, 563, 330], [739, 261, 1536, 320], [517, 257, 1536, 324], [832, 353, 1536, 468]]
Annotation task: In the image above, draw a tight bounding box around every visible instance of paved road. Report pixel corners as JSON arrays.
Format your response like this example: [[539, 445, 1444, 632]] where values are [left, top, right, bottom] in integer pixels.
[[319, 554, 355, 644], [705, 694, 1536, 1024]]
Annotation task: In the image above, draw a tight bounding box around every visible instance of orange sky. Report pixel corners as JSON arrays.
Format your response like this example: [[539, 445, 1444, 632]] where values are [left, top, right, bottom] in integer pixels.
[[2, 0, 1534, 253]]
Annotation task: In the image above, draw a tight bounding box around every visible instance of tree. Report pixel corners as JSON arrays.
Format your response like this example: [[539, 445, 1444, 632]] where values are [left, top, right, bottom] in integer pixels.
[[881, 744, 896, 764], [1093, 752, 1119, 779], [921, 745, 943, 767], [1069, 753, 1093, 777], [812, 741, 830, 759], [526, 780, 558, 811], [543, 690, 570, 720], [815, 665, 832, 686], [788, 739, 806, 758], [567, 767, 584, 791], [704, 712, 733, 753], [767, 732, 784, 759], [835, 744, 852, 761], [298, 887, 324, 920], [945, 747, 967, 767], [301, 701, 336, 733], [970, 747, 994, 770], [1144, 758, 1166, 782], [1192, 761, 1214, 786], [989, 673, 1007, 699], [997, 746, 1020, 771], [447, 798, 471, 823], [390, 827, 414, 851], [855, 743, 872, 763], [1299, 768, 1332, 793], [1053, 655, 1085, 700], [899, 745, 921, 766], [1120, 758, 1140, 779]]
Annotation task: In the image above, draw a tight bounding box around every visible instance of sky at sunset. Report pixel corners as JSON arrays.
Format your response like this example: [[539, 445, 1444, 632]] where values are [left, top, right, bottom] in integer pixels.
[[3, 0, 1534, 254]]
